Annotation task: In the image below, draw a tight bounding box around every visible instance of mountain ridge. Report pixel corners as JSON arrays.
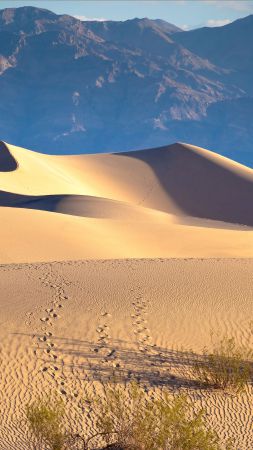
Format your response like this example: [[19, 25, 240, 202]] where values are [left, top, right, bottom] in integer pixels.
[[0, 7, 252, 165]]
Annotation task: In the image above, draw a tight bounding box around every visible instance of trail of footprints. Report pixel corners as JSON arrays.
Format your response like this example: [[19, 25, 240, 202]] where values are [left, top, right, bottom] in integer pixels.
[[131, 287, 154, 353], [92, 287, 160, 379], [130, 286, 170, 380], [92, 312, 121, 371], [33, 266, 70, 395], [33, 268, 159, 392]]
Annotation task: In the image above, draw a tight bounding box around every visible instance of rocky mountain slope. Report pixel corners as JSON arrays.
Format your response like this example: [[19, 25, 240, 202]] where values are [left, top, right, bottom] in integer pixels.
[[0, 6, 252, 165], [174, 15, 253, 93]]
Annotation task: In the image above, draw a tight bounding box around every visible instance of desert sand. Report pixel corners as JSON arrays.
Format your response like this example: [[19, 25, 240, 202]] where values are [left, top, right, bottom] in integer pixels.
[[0, 140, 253, 262], [0, 141, 253, 448]]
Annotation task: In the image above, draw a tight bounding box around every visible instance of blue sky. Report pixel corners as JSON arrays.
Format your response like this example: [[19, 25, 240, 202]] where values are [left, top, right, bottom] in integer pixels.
[[1, 1, 253, 29]]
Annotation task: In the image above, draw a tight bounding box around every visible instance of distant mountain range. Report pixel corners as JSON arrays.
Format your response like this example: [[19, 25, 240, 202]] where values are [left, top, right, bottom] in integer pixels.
[[0, 6, 252, 165]]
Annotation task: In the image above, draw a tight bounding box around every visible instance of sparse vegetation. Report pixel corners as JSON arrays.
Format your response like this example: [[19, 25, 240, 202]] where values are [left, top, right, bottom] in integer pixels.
[[26, 396, 67, 450], [192, 334, 253, 393], [86, 382, 230, 449], [26, 383, 231, 449]]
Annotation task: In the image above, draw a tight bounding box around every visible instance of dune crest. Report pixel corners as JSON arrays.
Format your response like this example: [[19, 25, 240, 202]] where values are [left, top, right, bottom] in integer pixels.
[[0, 141, 253, 262]]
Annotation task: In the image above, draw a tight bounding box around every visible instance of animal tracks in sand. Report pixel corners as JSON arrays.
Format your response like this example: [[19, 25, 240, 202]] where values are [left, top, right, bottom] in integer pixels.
[[32, 265, 71, 396], [131, 287, 154, 353], [93, 312, 119, 369], [21, 259, 253, 450]]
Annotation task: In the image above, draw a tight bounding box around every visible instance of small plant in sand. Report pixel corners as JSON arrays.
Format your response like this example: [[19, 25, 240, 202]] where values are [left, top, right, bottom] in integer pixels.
[[86, 382, 230, 450], [192, 334, 253, 393], [26, 396, 67, 450]]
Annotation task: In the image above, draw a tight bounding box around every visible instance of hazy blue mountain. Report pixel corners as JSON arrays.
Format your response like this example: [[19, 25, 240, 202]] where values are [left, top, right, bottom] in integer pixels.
[[87, 17, 182, 54], [0, 6, 252, 166], [174, 15, 253, 94]]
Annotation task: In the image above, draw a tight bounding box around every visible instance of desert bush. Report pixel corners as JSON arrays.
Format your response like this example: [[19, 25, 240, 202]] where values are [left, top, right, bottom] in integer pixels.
[[86, 382, 230, 450], [192, 334, 253, 393], [26, 384, 233, 449], [26, 396, 67, 450]]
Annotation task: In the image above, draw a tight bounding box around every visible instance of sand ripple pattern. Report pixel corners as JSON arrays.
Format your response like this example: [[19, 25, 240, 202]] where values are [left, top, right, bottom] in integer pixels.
[[0, 259, 253, 449]]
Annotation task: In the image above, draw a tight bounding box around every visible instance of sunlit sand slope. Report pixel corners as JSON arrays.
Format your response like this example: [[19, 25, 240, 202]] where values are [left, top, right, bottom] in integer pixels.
[[0, 141, 253, 262]]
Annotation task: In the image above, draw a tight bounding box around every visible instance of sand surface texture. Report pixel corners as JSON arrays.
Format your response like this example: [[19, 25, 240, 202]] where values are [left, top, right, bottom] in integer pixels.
[[0, 142, 253, 448], [0, 259, 253, 449]]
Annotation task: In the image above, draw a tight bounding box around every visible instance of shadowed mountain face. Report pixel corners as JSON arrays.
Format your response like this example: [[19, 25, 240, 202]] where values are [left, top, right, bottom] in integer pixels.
[[174, 15, 253, 93], [0, 7, 252, 165]]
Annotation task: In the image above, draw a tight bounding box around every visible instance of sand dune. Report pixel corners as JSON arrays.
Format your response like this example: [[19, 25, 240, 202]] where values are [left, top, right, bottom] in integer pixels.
[[0, 191, 159, 219], [0, 140, 253, 262]]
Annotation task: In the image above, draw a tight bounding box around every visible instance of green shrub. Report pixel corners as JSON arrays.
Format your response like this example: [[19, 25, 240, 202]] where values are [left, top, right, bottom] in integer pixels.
[[26, 397, 67, 450], [87, 382, 230, 450], [193, 335, 253, 393], [26, 384, 233, 449]]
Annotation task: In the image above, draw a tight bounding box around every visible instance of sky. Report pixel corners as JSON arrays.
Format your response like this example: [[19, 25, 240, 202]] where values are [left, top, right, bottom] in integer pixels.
[[0, 0, 253, 29]]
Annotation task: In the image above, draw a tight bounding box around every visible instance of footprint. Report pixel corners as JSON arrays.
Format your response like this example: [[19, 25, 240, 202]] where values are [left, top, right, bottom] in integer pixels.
[[47, 343, 54, 348], [112, 362, 120, 368], [139, 347, 147, 353], [50, 313, 59, 318]]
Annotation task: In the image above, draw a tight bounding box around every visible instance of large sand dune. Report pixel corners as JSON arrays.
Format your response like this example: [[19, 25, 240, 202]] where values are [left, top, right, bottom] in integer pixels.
[[0, 140, 253, 262]]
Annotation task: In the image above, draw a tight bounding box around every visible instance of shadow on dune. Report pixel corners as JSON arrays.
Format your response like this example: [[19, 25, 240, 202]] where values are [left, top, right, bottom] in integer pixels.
[[0, 190, 148, 219], [18, 332, 253, 390], [121, 143, 253, 227], [0, 141, 18, 172], [15, 332, 212, 390], [2, 140, 253, 226]]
